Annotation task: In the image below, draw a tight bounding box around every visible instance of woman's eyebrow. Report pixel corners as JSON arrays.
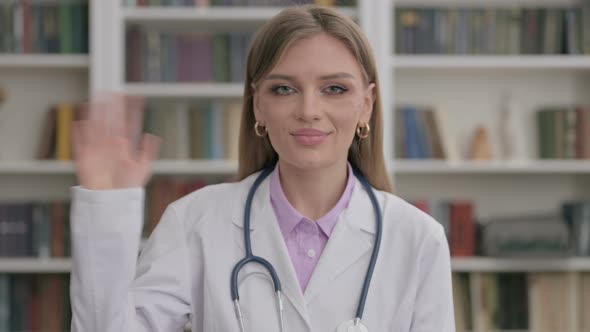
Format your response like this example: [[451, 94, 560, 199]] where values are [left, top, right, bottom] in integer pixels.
[[264, 73, 355, 81], [264, 74, 296, 81], [318, 73, 355, 80]]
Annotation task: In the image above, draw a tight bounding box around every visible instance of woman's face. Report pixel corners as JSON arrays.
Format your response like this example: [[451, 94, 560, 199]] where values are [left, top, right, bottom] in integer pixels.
[[253, 33, 375, 171]]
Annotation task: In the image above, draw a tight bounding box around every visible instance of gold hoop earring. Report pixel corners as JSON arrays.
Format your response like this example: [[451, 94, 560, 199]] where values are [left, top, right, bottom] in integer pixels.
[[356, 123, 370, 139], [254, 121, 268, 137]]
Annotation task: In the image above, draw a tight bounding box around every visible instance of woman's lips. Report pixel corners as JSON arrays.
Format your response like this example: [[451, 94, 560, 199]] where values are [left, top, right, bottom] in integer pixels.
[[291, 128, 330, 146]]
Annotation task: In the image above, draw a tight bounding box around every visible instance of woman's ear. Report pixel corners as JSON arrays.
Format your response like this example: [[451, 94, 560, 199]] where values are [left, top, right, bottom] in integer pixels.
[[359, 82, 376, 124]]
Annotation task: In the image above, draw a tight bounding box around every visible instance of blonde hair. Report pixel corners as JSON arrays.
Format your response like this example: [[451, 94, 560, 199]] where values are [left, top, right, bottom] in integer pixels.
[[237, 5, 392, 193]]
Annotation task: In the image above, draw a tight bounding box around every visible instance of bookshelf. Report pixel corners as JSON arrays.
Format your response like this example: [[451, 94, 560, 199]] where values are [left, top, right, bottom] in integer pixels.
[[391, 0, 590, 330], [2, 0, 590, 331], [0, 0, 91, 329]]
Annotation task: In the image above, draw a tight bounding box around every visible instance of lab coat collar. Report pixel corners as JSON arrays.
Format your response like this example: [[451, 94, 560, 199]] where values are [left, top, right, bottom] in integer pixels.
[[231, 171, 379, 323], [303, 176, 377, 304], [231, 171, 311, 328]]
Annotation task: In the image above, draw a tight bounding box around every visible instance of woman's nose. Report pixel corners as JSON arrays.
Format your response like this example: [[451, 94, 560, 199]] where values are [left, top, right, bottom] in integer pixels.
[[296, 91, 322, 122]]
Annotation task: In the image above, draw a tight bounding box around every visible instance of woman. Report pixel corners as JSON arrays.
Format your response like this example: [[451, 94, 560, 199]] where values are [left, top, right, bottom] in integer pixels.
[[70, 5, 454, 332]]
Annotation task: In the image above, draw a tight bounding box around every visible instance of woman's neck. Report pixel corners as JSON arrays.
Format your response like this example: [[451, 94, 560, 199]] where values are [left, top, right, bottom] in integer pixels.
[[278, 159, 349, 221]]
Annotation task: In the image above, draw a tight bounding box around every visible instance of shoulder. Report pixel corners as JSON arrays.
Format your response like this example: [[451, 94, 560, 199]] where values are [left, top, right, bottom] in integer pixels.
[[375, 188, 448, 249]]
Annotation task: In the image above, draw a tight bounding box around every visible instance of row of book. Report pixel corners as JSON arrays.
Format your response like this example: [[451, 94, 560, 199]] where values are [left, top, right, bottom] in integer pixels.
[[411, 200, 475, 257], [37, 102, 79, 161], [454, 272, 590, 332], [145, 101, 242, 161], [395, 106, 449, 160], [125, 0, 355, 7], [126, 28, 254, 83], [36, 100, 590, 163], [0, 1, 89, 54], [0, 202, 70, 258], [412, 199, 590, 257], [0, 274, 71, 332], [537, 106, 590, 159], [35, 100, 243, 161], [145, 176, 231, 236], [563, 201, 590, 256], [396, 6, 590, 55]]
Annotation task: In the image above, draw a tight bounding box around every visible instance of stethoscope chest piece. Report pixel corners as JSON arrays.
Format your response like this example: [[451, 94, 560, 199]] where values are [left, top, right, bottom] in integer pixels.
[[336, 320, 369, 332]]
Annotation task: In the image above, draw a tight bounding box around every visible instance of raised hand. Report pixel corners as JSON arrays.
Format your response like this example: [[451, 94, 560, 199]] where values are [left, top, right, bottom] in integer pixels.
[[71, 94, 161, 190]]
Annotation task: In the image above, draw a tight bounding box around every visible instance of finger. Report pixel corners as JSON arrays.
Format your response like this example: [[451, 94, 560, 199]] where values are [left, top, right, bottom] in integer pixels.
[[108, 93, 127, 137], [125, 95, 145, 149], [71, 121, 82, 160], [87, 92, 111, 123]]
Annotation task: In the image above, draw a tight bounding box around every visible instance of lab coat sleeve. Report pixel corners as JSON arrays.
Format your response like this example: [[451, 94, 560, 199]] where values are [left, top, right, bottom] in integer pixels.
[[409, 223, 456, 332], [70, 186, 191, 332]]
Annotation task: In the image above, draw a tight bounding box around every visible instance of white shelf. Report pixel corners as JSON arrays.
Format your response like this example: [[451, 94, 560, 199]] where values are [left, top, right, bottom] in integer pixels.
[[393, 160, 590, 174], [124, 82, 244, 99], [0, 160, 75, 174], [452, 257, 590, 272], [392, 55, 590, 70], [3, 257, 589, 273], [0, 54, 90, 69], [0, 258, 71, 273], [124, 6, 357, 23], [393, 0, 579, 7], [0, 160, 238, 175], [150, 160, 237, 174], [4, 160, 590, 175]]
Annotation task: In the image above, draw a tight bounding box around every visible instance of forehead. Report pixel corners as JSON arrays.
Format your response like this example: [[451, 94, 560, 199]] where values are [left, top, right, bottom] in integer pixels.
[[268, 33, 364, 80]]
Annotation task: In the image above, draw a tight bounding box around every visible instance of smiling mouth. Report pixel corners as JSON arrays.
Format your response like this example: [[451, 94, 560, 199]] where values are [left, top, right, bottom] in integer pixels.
[[291, 128, 330, 136], [290, 131, 331, 146]]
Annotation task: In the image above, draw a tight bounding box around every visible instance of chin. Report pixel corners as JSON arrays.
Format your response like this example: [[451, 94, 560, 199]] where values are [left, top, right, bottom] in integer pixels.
[[280, 153, 340, 172]]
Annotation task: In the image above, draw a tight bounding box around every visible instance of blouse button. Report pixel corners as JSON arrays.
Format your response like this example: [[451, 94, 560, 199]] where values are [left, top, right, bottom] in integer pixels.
[[307, 249, 316, 258]]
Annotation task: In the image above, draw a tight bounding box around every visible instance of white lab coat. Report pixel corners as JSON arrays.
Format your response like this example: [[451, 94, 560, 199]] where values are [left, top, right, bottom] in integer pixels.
[[70, 170, 455, 332]]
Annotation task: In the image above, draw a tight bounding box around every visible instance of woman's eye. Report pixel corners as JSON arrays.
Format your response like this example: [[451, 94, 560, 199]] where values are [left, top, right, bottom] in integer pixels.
[[271, 85, 296, 95], [324, 85, 348, 95]]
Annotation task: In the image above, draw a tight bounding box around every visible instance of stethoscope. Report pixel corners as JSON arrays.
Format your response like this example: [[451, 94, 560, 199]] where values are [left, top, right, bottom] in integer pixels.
[[230, 164, 383, 332]]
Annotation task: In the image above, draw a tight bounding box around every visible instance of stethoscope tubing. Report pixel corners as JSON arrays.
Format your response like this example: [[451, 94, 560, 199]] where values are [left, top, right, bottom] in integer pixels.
[[230, 164, 382, 329]]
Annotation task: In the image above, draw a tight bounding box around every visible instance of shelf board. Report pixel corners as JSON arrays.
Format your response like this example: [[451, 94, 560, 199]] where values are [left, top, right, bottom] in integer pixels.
[[393, 160, 590, 174], [3, 160, 590, 175], [123, 6, 357, 29], [124, 82, 244, 99], [0, 54, 89, 69], [0, 258, 72, 273], [151, 160, 237, 175], [452, 257, 590, 272], [2, 257, 589, 273], [0, 160, 238, 175], [0, 160, 75, 174], [124, 6, 357, 21], [392, 55, 590, 70], [393, 0, 578, 8]]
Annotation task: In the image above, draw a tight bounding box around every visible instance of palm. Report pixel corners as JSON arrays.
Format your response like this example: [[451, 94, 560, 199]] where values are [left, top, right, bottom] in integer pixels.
[[72, 95, 160, 190]]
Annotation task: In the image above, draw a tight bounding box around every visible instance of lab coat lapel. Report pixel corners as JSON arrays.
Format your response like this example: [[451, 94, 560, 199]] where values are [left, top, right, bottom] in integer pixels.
[[231, 176, 311, 326], [303, 178, 377, 304]]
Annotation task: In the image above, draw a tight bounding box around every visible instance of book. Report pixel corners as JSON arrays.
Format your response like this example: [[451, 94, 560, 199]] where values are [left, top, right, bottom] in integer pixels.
[[395, 6, 585, 55], [0, 2, 88, 54]]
